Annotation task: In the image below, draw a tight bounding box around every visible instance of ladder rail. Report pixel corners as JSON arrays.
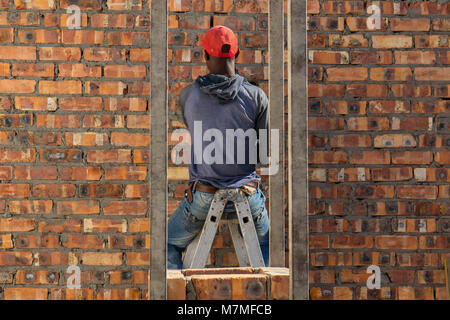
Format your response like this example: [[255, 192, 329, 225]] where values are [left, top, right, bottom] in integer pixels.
[[233, 192, 265, 267], [183, 193, 227, 269], [183, 188, 264, 269]]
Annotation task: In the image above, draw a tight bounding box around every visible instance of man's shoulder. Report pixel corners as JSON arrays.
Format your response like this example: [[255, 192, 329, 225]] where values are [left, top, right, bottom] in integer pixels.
[[181, 83, 195, 96], [241, 79, 268, 109], [242, 78, 267, 98], [180, 83, 196, 108]]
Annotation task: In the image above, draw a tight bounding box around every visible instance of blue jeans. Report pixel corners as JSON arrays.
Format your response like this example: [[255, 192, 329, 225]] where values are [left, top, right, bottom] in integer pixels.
[[167, 187, 269, 269]]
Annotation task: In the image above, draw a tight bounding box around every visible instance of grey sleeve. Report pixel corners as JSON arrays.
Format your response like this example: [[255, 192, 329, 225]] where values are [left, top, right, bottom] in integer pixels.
[[243, 83, 269, 164], [179, 84, 194, 126], [255, 89, 269, 164], [255, 89, 268, 132]]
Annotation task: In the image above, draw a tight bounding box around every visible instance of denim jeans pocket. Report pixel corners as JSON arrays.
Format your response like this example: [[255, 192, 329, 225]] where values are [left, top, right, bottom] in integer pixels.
[[196, 191, 214, 207], [182, 204, 203, 233]]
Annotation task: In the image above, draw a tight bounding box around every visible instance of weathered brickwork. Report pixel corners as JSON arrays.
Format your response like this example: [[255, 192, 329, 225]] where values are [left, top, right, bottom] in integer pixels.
[[0, 0, 151, 300], [0, 0, 448, 301], [307, 0, 449, 300]]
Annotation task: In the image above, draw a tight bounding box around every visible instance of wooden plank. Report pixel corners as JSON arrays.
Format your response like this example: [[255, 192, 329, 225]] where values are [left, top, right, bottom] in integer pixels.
[[287, 0, 309, 300], [150, 0, 168, 300], [268, 0, 285, 267]]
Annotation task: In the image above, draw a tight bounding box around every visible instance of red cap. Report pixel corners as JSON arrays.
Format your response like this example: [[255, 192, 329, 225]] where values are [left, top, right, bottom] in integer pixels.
[[201, 25, 238, 58]]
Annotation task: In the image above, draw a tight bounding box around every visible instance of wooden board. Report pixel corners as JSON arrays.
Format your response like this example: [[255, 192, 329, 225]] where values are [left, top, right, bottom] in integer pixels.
[[149, 0, 168, 300], [269, 0, 286, 268], [287, 0, 309, 300]]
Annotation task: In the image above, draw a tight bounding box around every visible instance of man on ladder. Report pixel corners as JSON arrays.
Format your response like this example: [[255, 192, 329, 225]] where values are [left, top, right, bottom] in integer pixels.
[[168, 26, 270, 269]]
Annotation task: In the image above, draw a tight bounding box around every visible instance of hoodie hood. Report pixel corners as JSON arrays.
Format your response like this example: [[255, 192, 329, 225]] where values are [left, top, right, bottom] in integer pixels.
[[195, 74, 245, 103]]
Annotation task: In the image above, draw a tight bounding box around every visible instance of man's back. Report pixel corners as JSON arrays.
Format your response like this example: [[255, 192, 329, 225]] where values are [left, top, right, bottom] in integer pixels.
[[180, 73, 268, 188]]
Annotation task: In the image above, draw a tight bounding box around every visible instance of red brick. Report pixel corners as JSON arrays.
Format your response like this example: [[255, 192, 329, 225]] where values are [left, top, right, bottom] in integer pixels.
[[84, 48, 125, 61], [326, 67, 367, 81], [81, 252, 122, 266], [308, 117, 344, 130], [104, 65, 147, 79], [392, 85, 431, 98], [91, 14, 135, 28], [350, 151, 390, 165], [103, 200, 147, 215], [330, 135, 371, 148], [4, 288, 48, 300], [391, 18, 430, 31], [392, 151, 433, 165], [111, 132, 150, 147], [308, 84, 345, 97], [397, 186, 438, 200], [308, 151, 347, 164], [369, 100, 410, 113], [374, 134, 416, 148], [346, 17, 388, 32], [56, 200, 100, 215], [0, 79, 35, 93], [395, 51, 436, 64], [415, 68, 450, 81], [375, 236, 417, 250], [308, 50, 349, 64], [38, 219, 81, 233], [58, 63, 101, 78], [419, 236, 449, 249], [370, 68, 412, 81], [65, 132, 107, 146], [87, 149, 131, 163], [372, 168, 413, 182], [126, 252, 149, 266], [354, 185, 394, 199], [347, 84, 388, 97], [435, 151, 450, 165], [39, 47, 81, 61], [61, 30, 104, 45], [372, 35, 412, 48], [351, 51, 392, 64], [105, 167, 147, 180], [39, 80, 81, 95], [82, 115, 125, 128], [0, 234, 13, 248], [18, 29, 60, 44], [415, 35, 449, 48], [14, 0, 55, 9], [328, 168, 370, 182], [15, 234, 59, 249], [83, 218, 126, 233], [62, 234, 104, 249], [60, 166, 102, 181], [96, 288, 140, 300], [308, 17, 344, 31], [235, 0, 268, 13], [192, 0, 234, 12]]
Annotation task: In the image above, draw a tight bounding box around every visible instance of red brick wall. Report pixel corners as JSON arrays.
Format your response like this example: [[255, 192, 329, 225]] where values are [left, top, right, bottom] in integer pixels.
[[307, 0, 449, 300], [0, 0, 150, 300], [0, 0, 448, 300]]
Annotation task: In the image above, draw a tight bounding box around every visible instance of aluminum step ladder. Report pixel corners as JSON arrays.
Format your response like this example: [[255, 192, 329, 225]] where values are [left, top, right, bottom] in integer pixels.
[[182, 188, 265, 269]]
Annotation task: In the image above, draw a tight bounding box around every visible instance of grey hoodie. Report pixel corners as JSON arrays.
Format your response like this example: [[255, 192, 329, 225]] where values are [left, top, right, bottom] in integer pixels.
[[179, 73, 269, 188]]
